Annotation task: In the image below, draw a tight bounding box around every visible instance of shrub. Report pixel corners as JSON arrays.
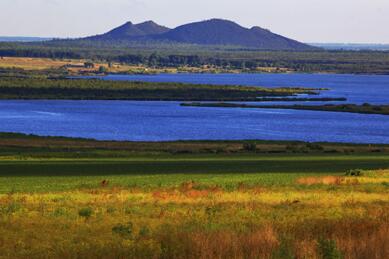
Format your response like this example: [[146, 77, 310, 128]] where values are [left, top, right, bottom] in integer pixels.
[[112, 222, 133, 239], [345, 169, 363, 177], [306, 143, 324, 151], [78, 207, 93, 219], [243, 142, 257, 152], [98, 66, 107, 73], [138, 225, 151, 238]]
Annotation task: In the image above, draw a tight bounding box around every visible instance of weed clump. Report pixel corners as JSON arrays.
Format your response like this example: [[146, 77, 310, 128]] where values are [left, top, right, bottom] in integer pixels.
[[78, 207, 93, 219], [112, 222, 133, 239], [345, 169, 363, 177], [138, 225, 151, 238], [243, 142, 257, 152], [2, 202, 21, 214]]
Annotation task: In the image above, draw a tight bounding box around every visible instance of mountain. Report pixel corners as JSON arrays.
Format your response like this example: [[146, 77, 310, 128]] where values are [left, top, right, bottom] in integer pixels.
[[87, 21, 170, 40], [78, 19, 315, 50], [155, 19, 312, 50]]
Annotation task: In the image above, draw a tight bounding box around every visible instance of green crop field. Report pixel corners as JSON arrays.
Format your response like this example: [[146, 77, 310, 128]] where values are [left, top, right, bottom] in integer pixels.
[[0, 153, 389, 193]]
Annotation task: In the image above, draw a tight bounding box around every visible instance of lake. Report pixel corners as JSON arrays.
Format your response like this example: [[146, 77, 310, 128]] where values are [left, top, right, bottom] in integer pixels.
[[1, 73, 389, 143], [96, 73, 389, 104]]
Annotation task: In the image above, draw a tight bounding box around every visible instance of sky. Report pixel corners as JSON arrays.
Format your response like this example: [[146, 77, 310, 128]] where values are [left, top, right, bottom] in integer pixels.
[[1, 0, 389, 43]]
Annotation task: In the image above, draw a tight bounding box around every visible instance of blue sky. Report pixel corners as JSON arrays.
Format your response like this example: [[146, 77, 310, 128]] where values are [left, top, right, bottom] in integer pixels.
[[1, 0, 389, 43]]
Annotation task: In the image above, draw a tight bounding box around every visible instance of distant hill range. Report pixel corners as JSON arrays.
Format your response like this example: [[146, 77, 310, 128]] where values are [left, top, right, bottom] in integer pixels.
[[0, 36, 52, 42], [83, 19, 316, 51], [311, 43, 389, 51]]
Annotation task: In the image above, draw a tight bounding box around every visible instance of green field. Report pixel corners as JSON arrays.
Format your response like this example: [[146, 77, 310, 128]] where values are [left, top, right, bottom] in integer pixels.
[[0, 153, 388, 193], [1, 133, 388, 193]]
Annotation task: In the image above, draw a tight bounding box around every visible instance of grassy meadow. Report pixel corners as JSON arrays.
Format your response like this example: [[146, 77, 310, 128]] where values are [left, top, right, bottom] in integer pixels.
[[0, 134, 388, 258], [0, 56, 161, 75], [0, 57, 241, 76]]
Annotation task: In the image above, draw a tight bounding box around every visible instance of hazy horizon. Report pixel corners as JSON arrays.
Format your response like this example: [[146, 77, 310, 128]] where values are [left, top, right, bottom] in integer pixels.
[[1, 0, 389, 44]]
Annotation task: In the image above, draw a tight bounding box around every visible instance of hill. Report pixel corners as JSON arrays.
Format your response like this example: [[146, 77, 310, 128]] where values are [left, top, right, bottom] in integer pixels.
[[80, 19, 315, 50], [87, 21, 170, 40], [155, 19, 313, 50]]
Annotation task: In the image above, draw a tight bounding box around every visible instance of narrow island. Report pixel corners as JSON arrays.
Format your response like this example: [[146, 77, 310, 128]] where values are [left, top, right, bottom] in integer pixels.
[[181, 102, 389, 115], [0, 77, 337, 101]]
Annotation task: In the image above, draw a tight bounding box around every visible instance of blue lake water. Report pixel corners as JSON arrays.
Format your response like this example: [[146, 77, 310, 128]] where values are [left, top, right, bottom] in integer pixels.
[[98, 73, 389, 104], [1, 73, 389, 143]]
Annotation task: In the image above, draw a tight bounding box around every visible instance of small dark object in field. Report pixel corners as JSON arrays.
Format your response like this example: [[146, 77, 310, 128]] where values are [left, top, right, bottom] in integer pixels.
[[101, 180, 109, 187], [243, 142, 257, 152], [138, 226, 151, 238], [306, 143, 324, 151], [112, 222, 133, 239], [78, 207, 93, 219], [345, 169, 363, 177]]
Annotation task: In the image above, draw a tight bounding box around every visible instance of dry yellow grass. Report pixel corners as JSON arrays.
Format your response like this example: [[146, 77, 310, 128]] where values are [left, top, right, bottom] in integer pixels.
[[297, 176, 344, 185], [0, 56, 149, 74], [0, 57, 78, 70], [297, 171, 389, 186], [0, 56, 248, 75]]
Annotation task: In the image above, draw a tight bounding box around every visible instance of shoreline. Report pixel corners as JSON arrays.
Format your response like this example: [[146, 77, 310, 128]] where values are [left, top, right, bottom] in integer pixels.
[[1, 132, 388, 157]]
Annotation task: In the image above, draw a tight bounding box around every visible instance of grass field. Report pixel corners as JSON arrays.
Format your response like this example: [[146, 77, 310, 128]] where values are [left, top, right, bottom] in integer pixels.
[[0, 57, 242, 75], [0, 56, 144, 73], [1, 153, 389, 193], [0, 134, 388, 258]]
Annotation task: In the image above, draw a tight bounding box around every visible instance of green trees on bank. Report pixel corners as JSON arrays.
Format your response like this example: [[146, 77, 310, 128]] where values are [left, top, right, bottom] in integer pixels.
[[1, 42, 389, 74]]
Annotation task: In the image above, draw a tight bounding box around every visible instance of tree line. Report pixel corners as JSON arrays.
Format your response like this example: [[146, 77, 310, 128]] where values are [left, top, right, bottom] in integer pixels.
[[1, 42, 389, 74]]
